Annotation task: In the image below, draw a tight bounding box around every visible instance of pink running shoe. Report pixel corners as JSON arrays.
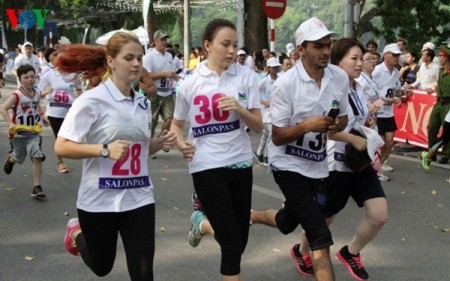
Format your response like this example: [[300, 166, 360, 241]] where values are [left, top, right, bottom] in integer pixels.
[[64, 218, 81, 256]]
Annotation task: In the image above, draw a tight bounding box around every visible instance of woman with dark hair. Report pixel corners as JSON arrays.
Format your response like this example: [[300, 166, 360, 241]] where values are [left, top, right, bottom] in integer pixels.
[[171, 18, 262, 281], [54, 32, 176, 281], [297, 38, 388, 281]]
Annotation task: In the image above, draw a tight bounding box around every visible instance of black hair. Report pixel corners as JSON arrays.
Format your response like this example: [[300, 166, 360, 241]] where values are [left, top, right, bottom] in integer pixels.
[[330, 38, 364, 65], [44, 47, 56, 63], [17, 64, 35, 79], [202, 18, 236, 52]]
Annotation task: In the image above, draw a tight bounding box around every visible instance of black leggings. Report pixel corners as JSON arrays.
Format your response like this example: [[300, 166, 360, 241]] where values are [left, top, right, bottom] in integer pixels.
[[76, 204, 155, 281], [192, 167, 252, 276], [47, 116, 65, 138]]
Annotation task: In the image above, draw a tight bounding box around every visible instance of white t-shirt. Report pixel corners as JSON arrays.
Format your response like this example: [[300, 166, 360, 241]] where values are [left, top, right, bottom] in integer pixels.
[[143, 48, 175, 97], [13, 54, 40, 76], [38, 69, 81, 118], [412, 62, 440, 90], [327, 82, 370, 172], [174, 62, 260, 174], [58, 79, 154, 212], [372, 62, 401, 118], [258, 73, 277, 123], [268, 62, 350, 179]]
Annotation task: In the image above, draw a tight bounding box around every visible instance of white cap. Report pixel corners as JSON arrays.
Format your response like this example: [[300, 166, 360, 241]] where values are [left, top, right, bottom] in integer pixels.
[[22, 41, 33, 48], [286, 42, 295, 54], [267, 57, 281, 67], [237, 49, 246, 56], [295, 17, 338, 46], [422, 42, 435, 51], [382, 43, 402, 55]]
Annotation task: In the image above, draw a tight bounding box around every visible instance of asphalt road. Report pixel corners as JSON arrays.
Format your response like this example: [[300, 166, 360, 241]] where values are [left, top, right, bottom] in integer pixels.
[[0, 80, 449, 281]]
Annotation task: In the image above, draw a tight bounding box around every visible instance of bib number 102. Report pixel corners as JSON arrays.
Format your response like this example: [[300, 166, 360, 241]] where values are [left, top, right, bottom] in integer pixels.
[[112, 143, 142, 175]]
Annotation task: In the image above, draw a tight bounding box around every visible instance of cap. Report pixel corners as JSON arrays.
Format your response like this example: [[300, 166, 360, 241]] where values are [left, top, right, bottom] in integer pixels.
[[422, 42, 435, 51], [267, 57, 281, 67], [22, 41, 33, 48], [154, 30, 169, 40], [286, 42, 295, 54], [382, 43, 402, 55], [295, 17, 338, 46], [439, 46, 450, 59], [237, 49, 246, 56]]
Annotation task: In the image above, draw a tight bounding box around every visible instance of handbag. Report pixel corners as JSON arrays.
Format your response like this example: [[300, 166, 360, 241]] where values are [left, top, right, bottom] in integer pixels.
[[343, 129, 372, 172]]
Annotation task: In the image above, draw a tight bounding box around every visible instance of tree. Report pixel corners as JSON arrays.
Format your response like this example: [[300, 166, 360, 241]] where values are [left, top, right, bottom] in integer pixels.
[[355, 0, 450, 51], [243, 0, 268, 54]]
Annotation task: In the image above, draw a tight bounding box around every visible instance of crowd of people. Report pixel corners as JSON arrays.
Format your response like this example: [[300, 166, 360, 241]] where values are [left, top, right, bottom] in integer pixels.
[[2, 15, 450, 281]]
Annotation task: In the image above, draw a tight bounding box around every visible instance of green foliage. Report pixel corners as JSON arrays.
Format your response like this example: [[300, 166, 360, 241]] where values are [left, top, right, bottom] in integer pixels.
[[373, 0, 450, 52]]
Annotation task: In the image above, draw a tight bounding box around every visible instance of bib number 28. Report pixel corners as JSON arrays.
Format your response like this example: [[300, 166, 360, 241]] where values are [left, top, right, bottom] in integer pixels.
[[112, 143, 141, 176]]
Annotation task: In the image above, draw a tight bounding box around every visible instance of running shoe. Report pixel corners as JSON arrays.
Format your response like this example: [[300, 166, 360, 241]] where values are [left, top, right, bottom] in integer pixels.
[[336, 245, 369, 281], [188, 210, 205, 248], [57, 162, 69, 173], [289, 244, 314, 276], [421, 151, 431, 170], [378, 173, 390, 182], [263, 156, 268, 166], [191, 192, 203, 212], [30, 186, 46, 199], [3, 154, 14, 175], [381, 162, 394, 172], [253, 152, 263, 164], [64, 218, 81, 256]]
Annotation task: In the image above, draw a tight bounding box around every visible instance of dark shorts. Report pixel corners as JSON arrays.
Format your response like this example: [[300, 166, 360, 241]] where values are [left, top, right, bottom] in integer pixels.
[[150, 95, 174, 122], [318, 167, 386, 217], [377, 116, 397, 135], [272, 169, 333, 251]]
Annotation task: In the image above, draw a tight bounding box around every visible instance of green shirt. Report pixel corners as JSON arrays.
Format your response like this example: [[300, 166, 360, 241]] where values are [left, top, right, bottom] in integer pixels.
[[437, 69, 450, 98]]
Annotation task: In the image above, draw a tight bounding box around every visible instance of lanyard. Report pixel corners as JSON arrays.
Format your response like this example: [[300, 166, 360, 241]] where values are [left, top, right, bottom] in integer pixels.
[[361, 73, 379, 98], [350, 88, 365, 117]]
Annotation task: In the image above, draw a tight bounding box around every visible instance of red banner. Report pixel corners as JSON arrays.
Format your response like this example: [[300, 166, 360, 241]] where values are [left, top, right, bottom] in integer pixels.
[[394, 90, 436, 148]]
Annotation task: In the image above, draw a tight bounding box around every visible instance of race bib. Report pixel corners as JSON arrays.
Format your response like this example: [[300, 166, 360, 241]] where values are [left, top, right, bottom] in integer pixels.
[[98, 142, 150, 189]]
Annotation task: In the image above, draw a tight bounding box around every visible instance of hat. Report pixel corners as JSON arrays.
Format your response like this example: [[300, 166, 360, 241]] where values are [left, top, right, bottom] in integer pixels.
[[295, 17, 338, 46], [286, 42, 295, 54], [237, 49, 246, 56], [382, 43, 402, 55], [439, 46, 450, 59], [154, 30, 169, 40], [267, 57, 281, 67], [22, 41, 33, 48], [422, 42, 435, 51]]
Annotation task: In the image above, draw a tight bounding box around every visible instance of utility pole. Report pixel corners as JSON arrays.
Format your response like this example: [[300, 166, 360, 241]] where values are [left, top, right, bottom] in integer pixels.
[[183, 0, 189, 69]]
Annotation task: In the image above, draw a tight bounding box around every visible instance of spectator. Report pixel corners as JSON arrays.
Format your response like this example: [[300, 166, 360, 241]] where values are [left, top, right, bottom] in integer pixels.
[[408, 49, 439, 94], [397, 38, 407, 67], [365, 39, 378, 53], [399, 51, 420, 85]]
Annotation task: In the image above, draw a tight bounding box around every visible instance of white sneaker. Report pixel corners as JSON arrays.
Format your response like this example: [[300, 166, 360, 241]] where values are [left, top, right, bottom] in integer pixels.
[[378, 173, 390, 181], [381, 162, 394, 172]]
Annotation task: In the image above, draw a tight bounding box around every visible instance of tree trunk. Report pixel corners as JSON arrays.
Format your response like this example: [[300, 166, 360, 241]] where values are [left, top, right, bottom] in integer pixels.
[[147, 1, 156, 45], [244, 0, 267, 55]]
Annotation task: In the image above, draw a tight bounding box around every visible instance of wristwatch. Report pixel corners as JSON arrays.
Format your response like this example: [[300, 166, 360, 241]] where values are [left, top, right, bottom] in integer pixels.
[[100, 144, 109, 158]]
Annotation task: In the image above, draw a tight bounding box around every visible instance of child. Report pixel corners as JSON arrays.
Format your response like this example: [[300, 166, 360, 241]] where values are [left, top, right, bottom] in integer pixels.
[[0, 64, 49, 199]]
